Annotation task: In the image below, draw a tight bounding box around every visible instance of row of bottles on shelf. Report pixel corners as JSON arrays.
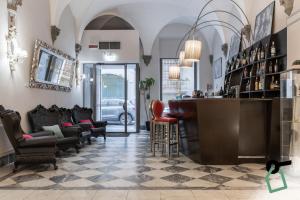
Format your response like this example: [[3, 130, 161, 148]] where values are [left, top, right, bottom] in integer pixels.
[[243, 60, 279, 78], [244, 76, 280, 92], [227, 41, 277, 72]]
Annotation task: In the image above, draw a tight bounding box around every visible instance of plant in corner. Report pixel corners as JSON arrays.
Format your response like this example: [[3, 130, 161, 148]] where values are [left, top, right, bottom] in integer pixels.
[[139, 77, 155, 131]]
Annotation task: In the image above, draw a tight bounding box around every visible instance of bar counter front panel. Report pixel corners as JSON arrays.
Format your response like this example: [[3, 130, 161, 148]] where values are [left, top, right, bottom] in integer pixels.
[[169, 99, 280, 165]]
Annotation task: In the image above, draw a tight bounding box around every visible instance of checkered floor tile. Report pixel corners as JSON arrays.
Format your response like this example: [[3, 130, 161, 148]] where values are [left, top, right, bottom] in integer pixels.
[[0, 132, 270, 190]]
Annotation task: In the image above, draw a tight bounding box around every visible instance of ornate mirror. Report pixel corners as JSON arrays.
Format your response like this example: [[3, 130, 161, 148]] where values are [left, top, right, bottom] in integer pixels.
[[29, 40, 76, 92]]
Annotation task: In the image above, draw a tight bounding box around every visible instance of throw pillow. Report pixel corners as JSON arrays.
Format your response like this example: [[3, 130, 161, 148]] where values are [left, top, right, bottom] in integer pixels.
[[23, 134, 33, 140], [42, 125, 64, 139], [62, 122, 73, 127]]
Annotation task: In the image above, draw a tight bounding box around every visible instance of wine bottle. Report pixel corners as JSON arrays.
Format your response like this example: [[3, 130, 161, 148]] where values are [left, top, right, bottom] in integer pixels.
[[274, 60, 279, 73], [255, 78, 259, 91], [270, 76, 275, 90], [271, 41, 276, 57], [258, 48, 261, 60], [261, 45, 265, 59], [269, 61, 273, 74]]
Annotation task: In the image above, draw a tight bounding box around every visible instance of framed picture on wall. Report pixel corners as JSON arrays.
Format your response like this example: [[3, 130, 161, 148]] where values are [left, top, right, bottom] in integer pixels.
[[253, 1, 275, 43], [213, 57, 222, 79], [228, 34, 240, 59]]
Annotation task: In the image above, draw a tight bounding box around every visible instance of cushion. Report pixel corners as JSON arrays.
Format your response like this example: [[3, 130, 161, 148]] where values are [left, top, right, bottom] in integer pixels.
[[80, 119, 92, 124], [80, 119, 95, 128], [23, 134, 33, 140], [42, 125, 64, 139], [62, 122, 73, 127], [154, 117, 177, 123]]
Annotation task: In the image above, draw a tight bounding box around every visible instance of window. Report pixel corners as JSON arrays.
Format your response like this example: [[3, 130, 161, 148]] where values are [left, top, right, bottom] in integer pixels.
[[160, 58, 197, 107]]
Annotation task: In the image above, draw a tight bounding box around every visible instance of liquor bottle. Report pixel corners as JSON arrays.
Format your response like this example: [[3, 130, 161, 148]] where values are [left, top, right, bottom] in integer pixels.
[[256, 64, 260, 76], [246, 80, 250, 91], [259, 78, 262, 90], [271, 41, 276, 57], [243, 68, 248, 77], [261, 45, 265, 59], [274, 60, 279, 73], [250, 68, 253, 77], [270, 76, 275, 90], [274, 80, 280, 90], [255, 77, 259, 91], [258, 48, 261, 60], [269, 61, 273, 73]]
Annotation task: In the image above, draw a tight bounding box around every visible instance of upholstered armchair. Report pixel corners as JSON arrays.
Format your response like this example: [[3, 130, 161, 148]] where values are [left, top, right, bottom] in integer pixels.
[[0, 107, 57, 172], [72, 105, 107, 141], [27, 105, 80, 153]]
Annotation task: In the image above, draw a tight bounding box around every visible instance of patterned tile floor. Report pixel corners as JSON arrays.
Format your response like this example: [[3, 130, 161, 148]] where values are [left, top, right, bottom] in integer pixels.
[[0, 132, 299, 191]]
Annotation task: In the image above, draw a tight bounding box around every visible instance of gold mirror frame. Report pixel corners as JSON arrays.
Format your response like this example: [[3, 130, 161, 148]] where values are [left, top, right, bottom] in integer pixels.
[[29, 40, 76, 92]]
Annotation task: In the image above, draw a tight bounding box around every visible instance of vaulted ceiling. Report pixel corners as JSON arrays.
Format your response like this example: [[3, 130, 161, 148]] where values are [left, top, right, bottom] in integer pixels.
[[49, 0, 250, 54]]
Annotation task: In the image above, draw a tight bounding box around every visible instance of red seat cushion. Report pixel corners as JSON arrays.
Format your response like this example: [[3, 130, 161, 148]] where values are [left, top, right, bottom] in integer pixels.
[[23, 134, 33, 140], [62, 122, 73, 127], [154, 117, 177, 123], [80, 119, 92, 123]]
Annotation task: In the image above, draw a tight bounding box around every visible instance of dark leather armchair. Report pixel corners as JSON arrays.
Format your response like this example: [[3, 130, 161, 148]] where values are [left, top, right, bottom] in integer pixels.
[[0, 107, 57, 172], [51, 105, 92, 145], [72, 105, 107, 141], [27, 105, 80, 153]]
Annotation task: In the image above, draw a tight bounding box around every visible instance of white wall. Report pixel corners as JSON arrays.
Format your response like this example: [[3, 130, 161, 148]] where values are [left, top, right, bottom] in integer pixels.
[[0, 0, 82, 156], [79, 30, 140, 63], [287, 2, 300, 68]]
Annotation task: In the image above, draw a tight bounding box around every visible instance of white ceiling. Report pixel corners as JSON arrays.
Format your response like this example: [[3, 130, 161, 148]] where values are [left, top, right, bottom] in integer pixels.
[[50, 0, 249, 54]]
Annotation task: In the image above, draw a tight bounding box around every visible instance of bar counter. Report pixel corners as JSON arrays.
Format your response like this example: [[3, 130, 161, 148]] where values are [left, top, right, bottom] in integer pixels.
[[169, 98, 280, 165]]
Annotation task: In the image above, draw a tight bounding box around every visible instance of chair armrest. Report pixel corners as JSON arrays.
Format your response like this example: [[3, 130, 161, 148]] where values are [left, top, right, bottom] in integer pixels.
[[19, 136, 57, 148], [93, 121, 107, 128], [61, 126, 81, 138], [30, 131, 54, 137]]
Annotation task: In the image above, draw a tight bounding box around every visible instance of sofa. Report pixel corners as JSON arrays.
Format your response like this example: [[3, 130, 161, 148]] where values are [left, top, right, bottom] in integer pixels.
[[27, 105, 80, 153]]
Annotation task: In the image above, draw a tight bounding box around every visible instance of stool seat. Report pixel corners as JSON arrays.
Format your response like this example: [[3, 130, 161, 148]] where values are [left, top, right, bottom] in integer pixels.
[[154, 117, 177, 123]]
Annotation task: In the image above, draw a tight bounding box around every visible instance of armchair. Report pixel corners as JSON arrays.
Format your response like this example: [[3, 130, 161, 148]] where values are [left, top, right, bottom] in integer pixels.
[[27, 105, 80, 153], [72, 105, 107, 141], [0, 107, 57, 172]]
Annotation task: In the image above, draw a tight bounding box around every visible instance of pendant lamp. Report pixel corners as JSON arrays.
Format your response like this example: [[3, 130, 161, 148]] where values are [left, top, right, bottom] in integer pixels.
[[184, 39, 202, 62], [179, 51, 193, 68], [169, 65, 180, 80]]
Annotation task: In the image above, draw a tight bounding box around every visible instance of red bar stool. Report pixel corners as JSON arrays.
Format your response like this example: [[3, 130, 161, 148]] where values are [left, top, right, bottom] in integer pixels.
[[151, 100, 179, 157]]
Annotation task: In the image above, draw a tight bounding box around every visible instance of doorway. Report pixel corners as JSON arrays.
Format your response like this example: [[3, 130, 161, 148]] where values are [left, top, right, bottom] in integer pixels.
[[83, 63, 139, 134]]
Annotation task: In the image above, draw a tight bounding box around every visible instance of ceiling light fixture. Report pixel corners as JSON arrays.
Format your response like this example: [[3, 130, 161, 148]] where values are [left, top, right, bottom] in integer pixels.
[[179, 51, 193, 68], [169, 64, 181, 80]]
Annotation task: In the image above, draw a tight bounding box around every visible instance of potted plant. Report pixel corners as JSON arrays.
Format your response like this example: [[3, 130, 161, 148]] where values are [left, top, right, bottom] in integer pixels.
[[139, 77, 155, 131]]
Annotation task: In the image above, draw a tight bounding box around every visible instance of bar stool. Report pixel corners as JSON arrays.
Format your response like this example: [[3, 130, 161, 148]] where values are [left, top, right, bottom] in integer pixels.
[[151, 100, 179, 157], [149, 100, 155, 152]]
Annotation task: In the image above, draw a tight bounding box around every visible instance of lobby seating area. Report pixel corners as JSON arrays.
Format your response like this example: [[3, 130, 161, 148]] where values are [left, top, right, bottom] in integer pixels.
[[0, 105, 107, 172]]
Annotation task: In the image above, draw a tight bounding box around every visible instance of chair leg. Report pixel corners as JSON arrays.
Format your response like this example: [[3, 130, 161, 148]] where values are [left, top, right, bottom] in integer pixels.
[[13, 162, 18, 173], [75, 146, 80, 153], [53, 160, 58, 170], [176, 123, 179, 157]]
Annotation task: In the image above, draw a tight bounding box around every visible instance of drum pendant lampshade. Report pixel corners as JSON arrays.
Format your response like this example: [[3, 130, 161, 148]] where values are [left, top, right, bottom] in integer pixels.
[[179, 51, 193, 68], [169, 65, 180, 80], [184, 39, 202, 61]]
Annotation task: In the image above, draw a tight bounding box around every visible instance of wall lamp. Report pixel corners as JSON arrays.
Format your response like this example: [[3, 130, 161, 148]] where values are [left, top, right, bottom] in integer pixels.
[[7, 0, 27, 72]]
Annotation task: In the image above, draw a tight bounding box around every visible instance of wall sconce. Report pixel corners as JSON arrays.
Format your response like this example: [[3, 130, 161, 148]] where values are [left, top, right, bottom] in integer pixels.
[[7, 0, 27, 72]]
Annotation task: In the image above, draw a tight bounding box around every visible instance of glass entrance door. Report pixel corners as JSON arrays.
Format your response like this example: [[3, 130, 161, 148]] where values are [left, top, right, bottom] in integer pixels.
[[84, 64, 138, 134]]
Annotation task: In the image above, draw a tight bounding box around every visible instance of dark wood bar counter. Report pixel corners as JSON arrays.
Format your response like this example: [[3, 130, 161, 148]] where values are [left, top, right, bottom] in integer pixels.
[[169, 98, 280, 165]]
